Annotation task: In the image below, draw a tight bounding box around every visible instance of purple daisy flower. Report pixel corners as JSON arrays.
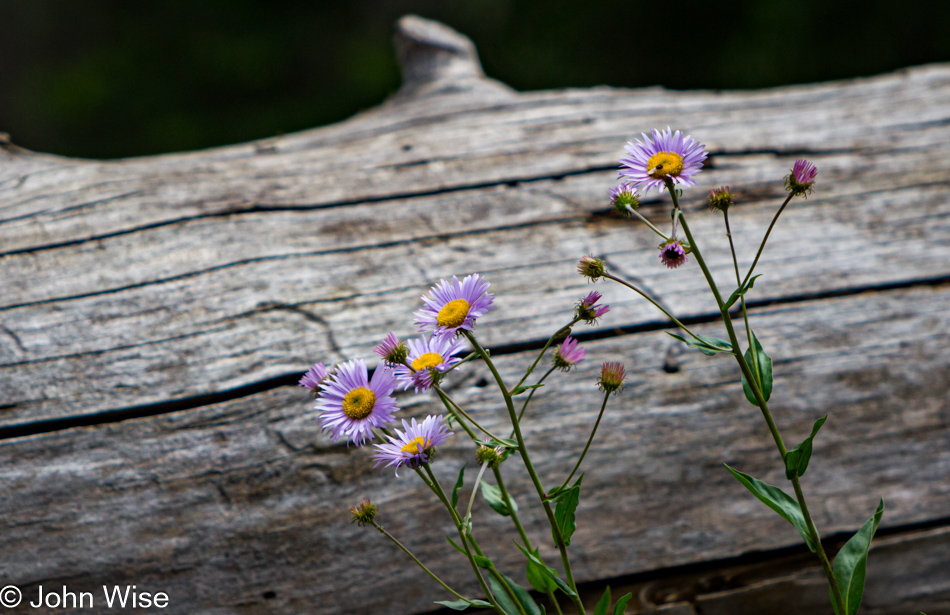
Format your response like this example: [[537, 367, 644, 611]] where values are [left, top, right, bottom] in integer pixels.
[[576, 290, 610, 324], [393, 335, 467, 392], [553, 336, 586, 371], [317, 358, 399, 445], [372, 415, 454, 475], [609, 182, 640, 214], [414, 274, 494, 340], [785, 159, 818, 197], [299, 362, 329, 394], [598, 361, 626, 395], [659, 238, 688, 269], [619, 127, 708, 194]]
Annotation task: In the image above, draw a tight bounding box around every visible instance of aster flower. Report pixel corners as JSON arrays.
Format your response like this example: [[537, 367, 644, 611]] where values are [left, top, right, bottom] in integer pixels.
[[659, 238, 689, 269], [553, 336, 586, 371], [707, 186, 733, 212], [415, 274, 494, 340], [393, 335, 467, 392], [598, 361, 626, 395], [577, 255, 607, 282], [372, 415, 454, 475], [785, 159, 818, 197], [349, 498, 379, 527], [298, 362, 329, 395], [317, 358, 399, 445], [475, 445, 505, 469], [575, 291, 610, 324], [373, 331, 408, 366], [609, 182, 640, 214], [619, 127, 708, 194]]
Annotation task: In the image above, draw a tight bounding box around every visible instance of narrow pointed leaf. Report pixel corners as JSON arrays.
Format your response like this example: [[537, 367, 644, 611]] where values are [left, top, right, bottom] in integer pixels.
[[481, 482, 517, 517], [612, 593, 633, 615], [473, 554, 494, 570], [447, 535, 468, 556], [514, 542, 577, 597], [511, 384, 544, 396], [552, 474, 583, 546], [435, 599, 493, 611], [725, 464, 817, 551], [593, 586, 611, 615], [832, 499, 885, 615], [724, 274, 763, 309], [667, 332, 733, 356], [740, 330, 773, 404], [452, 465, 466, 509], [785, 416, 827, 479]]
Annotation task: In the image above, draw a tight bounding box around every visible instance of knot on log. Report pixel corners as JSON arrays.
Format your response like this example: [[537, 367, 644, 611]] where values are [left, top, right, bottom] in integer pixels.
[[392, 15, 514, 101]]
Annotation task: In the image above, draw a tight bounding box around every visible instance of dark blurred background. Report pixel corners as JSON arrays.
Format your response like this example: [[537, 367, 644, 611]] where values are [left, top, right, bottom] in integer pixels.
[[1, 0, 948, 160]]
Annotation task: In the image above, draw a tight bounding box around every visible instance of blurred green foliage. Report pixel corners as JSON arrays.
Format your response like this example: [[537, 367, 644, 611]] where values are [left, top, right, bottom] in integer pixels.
[[1, 0, 947, 159]]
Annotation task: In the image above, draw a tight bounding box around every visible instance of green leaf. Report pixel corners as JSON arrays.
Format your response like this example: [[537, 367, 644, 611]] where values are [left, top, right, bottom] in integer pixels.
[[481, 482, 518, 517], [525, 555, 557, 593], [612, 593, 633, 615], [593, 586, 611, 615], [667, 332, 733, 356], [552, 474, 583, 546], [489, 573, 542, 615], [784, 416, 827, 480], [740, 330, 773, 404], [435, 599, 493, 611], [724, 464, 817, 552], [473, 553, 494, 570], [724, 274, 763, 309], [511, 384, 545, 396], [831, 499, 884, 615], [514, 542, 577, 597], [452, 465, 466, 509]]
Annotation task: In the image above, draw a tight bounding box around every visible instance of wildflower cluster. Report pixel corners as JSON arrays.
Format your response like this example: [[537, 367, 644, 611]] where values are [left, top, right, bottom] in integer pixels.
[[298, 266, 630, 614], [600, 127, 876, 615], [297, 124, 871, 615]]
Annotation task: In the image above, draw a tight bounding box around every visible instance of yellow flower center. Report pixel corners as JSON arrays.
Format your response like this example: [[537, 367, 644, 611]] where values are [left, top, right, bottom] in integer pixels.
[[342, 387, 376, 420], [646, 151, 684, 179], [436, 299, 470, 328], [401, 436, 431, 453], [411, 352, 444, 371]]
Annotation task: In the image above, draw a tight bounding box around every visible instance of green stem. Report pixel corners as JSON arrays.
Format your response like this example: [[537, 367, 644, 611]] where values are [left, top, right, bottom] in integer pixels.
[[372, 522, 472, 603], [435, 384, 510, 444], [466, 461, 491, 523], [509, 366, 557, 440], [552, 393, 610, 495], [628, 208, 670, 240], [741, 193, 794, 288], [512, 319, 578, 393], [603, 272, 703, 342], [417, 465, 505, 615], [434, 387, 479, 442], [670, 184, 845, 614], [463, 331, 588, 615], [723, 211, 762, 388]]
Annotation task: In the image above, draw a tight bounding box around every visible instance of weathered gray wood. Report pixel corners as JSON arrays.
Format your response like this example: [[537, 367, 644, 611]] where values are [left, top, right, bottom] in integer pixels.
[[0, 14, 947, 615], [1, 79, 949, 425], [1, 286, 947, 615]]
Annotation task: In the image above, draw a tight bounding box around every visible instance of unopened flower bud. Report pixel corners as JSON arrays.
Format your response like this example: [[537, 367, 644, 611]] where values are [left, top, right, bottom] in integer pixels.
[[598, 361, 626, 395], [475, 445, 504, 469], [707, 186, 733, 212], [785, 159, 818, 198], [350, 498, 379, 526], [577, 255, 607, 282]]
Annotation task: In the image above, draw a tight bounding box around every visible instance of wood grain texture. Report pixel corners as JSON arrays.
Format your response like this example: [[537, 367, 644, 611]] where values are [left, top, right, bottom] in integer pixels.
[[0, 286, 947, 615], [0, 14, 947, 615]]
